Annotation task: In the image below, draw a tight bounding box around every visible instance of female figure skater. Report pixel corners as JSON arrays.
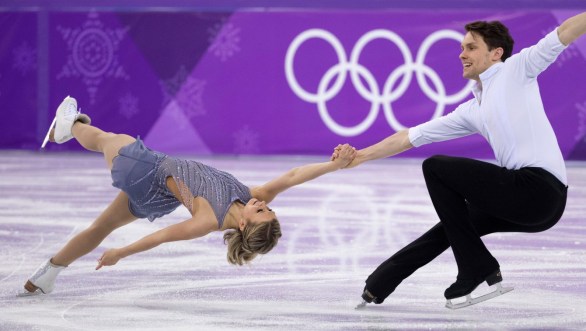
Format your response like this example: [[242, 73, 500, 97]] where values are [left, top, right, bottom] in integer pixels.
[[20, 96, 356, 296]]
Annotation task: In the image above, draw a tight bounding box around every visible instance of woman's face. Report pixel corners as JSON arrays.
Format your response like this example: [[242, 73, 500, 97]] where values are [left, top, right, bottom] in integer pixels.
[[240, 198, 277, 230]]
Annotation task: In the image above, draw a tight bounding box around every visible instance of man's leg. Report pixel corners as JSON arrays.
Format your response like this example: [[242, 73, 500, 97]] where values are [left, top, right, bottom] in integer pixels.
[[422, 155, 566, 298], [362, 156, 566, 303], [422, 156, 499, 280], [363, 211, 515, 304], [362, 207, 557, 304], [363, 222, 449, 303]]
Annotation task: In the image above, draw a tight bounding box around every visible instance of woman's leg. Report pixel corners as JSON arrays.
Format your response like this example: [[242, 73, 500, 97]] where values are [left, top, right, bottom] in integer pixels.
[[70, 122, 135, 169], [24, 123, 138, 293], [52, 191, 137, 266], [24, 191, 138, 292]]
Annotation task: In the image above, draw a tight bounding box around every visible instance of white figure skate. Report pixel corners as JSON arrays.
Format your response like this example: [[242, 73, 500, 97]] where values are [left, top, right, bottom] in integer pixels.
[[17, 259, 66, 297], [41, 95, 91, 148]]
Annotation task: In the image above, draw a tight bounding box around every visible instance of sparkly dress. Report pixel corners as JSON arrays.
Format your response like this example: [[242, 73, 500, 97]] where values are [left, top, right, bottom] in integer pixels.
[[111, 138, 252, 227]]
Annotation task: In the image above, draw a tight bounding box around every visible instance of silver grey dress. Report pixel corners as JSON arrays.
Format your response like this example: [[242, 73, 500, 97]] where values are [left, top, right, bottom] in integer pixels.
[[111, 138, 252, 228]]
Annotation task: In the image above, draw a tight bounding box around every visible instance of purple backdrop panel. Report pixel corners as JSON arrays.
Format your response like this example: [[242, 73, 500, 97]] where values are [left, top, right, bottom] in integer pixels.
[[1, 9, 586, 159], [145, 10, 586, 158], [46, 11, 165, 151], [0, 12, 38, 149]]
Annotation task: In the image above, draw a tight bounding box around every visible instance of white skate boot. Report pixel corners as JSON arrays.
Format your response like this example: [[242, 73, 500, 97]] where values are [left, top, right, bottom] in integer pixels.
[[17, 259, 66, 296], [41, 96, 91, 148]]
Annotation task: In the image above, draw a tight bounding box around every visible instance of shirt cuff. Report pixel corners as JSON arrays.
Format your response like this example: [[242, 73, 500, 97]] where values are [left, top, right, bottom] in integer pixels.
[[548, 28, 568, 51], [408, 126, 425, 148]]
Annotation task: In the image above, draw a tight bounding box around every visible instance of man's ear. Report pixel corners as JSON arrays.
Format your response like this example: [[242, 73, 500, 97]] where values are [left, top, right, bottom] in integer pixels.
[[492, 47, 504, 61]]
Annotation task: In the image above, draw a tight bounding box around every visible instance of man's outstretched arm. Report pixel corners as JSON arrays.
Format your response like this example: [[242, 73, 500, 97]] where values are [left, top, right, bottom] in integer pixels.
[[345, 129, 413, 168]]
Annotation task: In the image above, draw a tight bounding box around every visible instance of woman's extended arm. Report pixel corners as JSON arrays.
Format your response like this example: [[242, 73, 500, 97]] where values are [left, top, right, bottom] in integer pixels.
[[96, 216, 216, 270], [251, 144, 356, 203]]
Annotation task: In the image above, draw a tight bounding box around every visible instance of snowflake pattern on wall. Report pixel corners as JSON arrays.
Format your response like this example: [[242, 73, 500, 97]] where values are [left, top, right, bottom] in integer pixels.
[[160, 65, 207, 119], [118, 92, 139, 119], [575, 101, 586, 142], [208, 19, 241, 62], [541, 27, 580, 68], [12, 42, 37, 75], [233, 125, 260, 154], [56, 11, 129, 104]]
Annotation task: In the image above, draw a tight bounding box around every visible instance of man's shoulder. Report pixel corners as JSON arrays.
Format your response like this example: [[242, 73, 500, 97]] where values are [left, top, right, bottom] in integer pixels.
[[447, 98, 477, 119], [455, 98, 477, 110]]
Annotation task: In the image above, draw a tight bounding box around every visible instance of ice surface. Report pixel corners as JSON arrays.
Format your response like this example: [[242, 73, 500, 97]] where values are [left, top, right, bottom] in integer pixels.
[[1, 152, 585, 330]]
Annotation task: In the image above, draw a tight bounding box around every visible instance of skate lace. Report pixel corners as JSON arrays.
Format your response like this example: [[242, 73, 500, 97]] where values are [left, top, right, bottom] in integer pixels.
[[64, 101, 78, 117]]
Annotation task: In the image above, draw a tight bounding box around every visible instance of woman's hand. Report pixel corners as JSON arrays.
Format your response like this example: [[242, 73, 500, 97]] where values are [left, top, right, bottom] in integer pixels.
[[96, 248, 123, 270], [331, 144, 357, 169]]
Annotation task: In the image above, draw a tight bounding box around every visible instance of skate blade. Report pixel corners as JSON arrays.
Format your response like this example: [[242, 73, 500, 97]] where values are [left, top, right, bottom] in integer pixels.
[[16, 289, 42, 297], [445, 283, 514, 309], [355, 300, 368, 310], [40, 116, 57, 149]]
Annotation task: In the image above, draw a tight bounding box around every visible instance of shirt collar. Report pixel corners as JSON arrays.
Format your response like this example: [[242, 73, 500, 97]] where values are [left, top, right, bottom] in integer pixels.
[[471, 62, 504, 102], [479, 61, 504, 81]]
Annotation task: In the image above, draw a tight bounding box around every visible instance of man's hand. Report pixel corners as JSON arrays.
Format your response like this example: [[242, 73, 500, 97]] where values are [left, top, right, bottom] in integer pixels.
[[331, 143, 357, 168]]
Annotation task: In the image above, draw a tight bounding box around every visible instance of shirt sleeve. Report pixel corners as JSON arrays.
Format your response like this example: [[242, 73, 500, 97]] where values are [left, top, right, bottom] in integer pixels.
[[408, 101, 477, 147], [513, 28, 567, 79]]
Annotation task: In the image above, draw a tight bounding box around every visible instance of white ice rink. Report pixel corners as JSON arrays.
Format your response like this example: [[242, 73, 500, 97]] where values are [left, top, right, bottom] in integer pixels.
[[1, 152, 585, 330]]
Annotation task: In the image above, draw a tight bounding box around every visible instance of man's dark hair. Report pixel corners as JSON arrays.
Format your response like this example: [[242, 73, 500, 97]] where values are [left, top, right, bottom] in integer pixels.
[[465, 21, 515, 61]]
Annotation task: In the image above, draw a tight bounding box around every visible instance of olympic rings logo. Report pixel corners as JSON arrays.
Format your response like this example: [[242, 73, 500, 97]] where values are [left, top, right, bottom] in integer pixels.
[[285, 29, 474, 136]]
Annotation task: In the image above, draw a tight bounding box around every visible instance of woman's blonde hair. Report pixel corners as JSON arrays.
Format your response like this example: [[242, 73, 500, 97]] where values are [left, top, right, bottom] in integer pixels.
[[223, 219, 282, 265]]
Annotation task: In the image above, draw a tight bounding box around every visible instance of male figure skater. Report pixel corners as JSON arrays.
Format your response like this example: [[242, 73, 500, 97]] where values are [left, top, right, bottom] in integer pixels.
[[337, 12, 586, 308]]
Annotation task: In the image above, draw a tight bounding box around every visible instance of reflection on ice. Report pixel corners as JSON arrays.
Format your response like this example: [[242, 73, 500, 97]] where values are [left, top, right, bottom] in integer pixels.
[[1, 153, 585, 330]]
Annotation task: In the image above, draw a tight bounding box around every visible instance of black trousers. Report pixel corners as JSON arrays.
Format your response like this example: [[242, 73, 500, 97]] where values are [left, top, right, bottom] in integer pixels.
[[365, 155, 567, 303]]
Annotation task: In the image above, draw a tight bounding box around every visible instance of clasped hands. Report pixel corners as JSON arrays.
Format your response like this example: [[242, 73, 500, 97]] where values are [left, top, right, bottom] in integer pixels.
[[331, 143, 358, 168]]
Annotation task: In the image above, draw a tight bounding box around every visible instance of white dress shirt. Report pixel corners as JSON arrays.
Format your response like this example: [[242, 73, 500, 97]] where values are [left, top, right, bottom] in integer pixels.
[[408, 29, 568, 185]]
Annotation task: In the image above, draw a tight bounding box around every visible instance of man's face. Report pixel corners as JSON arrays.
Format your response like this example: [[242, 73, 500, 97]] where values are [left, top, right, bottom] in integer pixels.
[[459, 32, 503, 81]]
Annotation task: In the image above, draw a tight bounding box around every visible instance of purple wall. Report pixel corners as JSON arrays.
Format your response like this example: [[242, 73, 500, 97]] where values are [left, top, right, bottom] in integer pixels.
[[1, 5, 586, 158]]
